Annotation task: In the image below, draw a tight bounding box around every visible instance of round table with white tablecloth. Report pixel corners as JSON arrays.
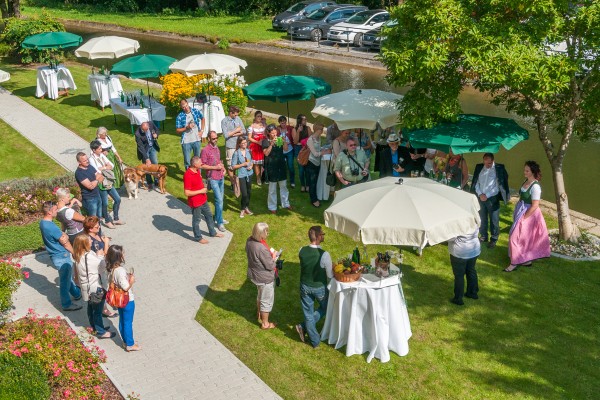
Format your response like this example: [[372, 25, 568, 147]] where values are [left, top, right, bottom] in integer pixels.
[[88, 74, 123, 108], [36, 65, 77, 100], [187, 96, 226, 138], [320, 264, 412, 363], [317, 153, 333, 201]]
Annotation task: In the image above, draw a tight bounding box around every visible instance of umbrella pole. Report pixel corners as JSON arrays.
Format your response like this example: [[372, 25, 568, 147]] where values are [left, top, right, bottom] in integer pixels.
[[286, 102, 289, 123], [146, 79, 154, 122]]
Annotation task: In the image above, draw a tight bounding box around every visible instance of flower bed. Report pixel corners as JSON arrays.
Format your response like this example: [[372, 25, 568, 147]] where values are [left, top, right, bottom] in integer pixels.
[[0, 176, 79, 224], [0, 310, 122, 399], [550, 230, 600, 260], [160, 72, 247, 113]]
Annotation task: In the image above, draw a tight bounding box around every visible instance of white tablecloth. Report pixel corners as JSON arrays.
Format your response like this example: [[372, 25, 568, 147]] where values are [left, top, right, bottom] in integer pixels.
[[321, 265, 412, 363], [36, 65, 77, 100], [187, 96, 226, 138], [88, 74, 123, 107], [0, 69, 10, 83], [110, 96, 166, 125], [317, 153, 333, 201]]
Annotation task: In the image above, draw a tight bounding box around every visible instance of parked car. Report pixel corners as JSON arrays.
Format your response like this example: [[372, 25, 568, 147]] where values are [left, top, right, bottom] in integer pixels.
[[272, 1, 336, 31], [363, 19, 397, 51], [287, 4, 367, 42], [327, 9, 390, 47]]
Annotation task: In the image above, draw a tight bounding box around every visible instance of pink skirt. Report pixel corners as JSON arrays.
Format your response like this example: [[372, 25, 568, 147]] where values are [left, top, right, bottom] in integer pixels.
[[508, 201, 551, 265]]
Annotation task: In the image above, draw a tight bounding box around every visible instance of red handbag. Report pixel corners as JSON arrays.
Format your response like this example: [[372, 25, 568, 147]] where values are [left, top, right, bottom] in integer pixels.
[[106, 271, 130, 308]]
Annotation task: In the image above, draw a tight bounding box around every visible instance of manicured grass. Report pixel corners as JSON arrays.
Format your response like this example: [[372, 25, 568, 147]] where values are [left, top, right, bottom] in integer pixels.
[[22, 6, 285, 43], [0, 118, 66, 181], [1, 60, 598, 399], [0, 221, 49, 257]]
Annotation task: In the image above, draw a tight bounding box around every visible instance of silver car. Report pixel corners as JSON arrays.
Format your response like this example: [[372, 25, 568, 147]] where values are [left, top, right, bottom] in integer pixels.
[[327, 9, 390, 46], [287, 5, 367, 41], [272, 1, 336, 31]]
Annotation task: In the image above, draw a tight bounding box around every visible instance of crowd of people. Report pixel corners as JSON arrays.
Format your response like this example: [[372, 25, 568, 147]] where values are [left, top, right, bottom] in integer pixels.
[[36, 97, 552, 353]]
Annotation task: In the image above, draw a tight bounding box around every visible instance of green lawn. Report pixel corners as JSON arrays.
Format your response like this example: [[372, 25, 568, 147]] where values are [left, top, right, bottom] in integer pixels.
[[1, 60, 598, 399], [0, 118, 68, 256], [0, 118, 66, 181], [22, 6, 285, 43]]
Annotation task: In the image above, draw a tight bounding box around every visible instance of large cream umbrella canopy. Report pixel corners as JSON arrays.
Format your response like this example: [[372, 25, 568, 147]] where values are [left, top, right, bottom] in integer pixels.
[[75, 36, 140, 60], [311, 88, 402, 130], [324, 177, 480, 249], [169, 53, 248, 76]]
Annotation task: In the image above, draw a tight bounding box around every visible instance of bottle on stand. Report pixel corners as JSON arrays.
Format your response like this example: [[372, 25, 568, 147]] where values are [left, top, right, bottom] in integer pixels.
[[140, 97, 145, 109], [126, 95, 131, 107], [352, 246, 360, 264], [120, 91, 125, 103], [134, 96, 138, 106]]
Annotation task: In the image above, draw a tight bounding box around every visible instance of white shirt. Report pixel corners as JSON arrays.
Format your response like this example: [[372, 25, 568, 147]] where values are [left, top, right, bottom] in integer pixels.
[[424, 148, 437, 173], [89, 152, 114, 172], [303, 244, 333, 279], [521, 183, 542, 201], [475, 162, 499, 198], [112, 266, 134, 301], [448, 228, 481, 259]]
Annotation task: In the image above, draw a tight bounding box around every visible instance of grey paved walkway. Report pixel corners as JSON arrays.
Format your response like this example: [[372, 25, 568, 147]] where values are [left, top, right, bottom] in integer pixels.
[[0, 87, 280, 399]]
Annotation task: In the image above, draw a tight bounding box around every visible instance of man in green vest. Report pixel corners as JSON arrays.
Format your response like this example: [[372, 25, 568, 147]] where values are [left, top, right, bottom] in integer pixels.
[[295, 226, 333, 347]]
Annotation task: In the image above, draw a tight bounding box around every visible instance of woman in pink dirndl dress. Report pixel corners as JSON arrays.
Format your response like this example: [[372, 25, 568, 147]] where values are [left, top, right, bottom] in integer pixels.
[[505, 161, 551, 272], [248, 110, 266, 186]]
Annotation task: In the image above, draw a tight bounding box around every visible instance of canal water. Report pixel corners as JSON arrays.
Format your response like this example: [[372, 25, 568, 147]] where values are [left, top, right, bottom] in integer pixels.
[[68, 25, 599, 218]]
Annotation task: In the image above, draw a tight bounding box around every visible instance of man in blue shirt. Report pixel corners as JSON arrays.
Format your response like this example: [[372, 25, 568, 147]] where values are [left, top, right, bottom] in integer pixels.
[[74, 152, 104, 219], [175, 99, 205, 170], [39, 201, 82, 311]]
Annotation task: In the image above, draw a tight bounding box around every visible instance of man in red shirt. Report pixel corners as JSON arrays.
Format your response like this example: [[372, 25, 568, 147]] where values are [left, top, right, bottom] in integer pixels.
[[183, 156, 224, 244]]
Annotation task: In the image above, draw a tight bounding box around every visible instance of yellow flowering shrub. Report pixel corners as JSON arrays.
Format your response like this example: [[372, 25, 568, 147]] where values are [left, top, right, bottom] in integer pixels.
[[160, 73, 247, 113]]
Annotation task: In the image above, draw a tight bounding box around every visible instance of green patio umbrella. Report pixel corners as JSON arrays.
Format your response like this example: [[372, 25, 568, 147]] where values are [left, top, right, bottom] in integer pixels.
[[242, 75, 332, 119], [21, 31, 83, 50], [405, 114, 529, 154], [111, 54, 177, 119]]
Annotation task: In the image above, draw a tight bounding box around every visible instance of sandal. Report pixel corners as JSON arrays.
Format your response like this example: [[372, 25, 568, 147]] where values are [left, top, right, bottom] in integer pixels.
[[125, 344, 142, 352], [260, 322, 277, 330], [102, 311, 117, 318], [504, 264, 519, 272]]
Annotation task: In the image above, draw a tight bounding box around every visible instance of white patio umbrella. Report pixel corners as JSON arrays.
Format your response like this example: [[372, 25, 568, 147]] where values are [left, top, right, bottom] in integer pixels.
[[311, 89, 402, 130], [75, 36, 140, 60], [169, 53, 248, 76], [0, 69, 10, 83], [324, 177, 480, 250]]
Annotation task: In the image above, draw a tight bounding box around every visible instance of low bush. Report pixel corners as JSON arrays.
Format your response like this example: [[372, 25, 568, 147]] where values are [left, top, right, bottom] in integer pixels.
[[0, 175, 79, 223], [0, 260, 27, 323], [0, 310, 108, 399], [217, 38, 230, 50], [0, 352, 51, 400], [1, 13, 65, 64]]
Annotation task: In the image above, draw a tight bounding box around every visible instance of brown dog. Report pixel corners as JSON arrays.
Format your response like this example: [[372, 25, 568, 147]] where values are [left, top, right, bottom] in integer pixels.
[[135, 164, 168, 194], [123, 167, 141, 199]]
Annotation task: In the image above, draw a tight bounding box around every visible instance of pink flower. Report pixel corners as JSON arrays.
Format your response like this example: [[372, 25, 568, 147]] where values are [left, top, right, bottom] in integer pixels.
[[11, 350, 22, 357], [53, 368, 62, 377], [63, 389, 71, 398], [23, 271, 29, 279], [34, 344, 42, 351]]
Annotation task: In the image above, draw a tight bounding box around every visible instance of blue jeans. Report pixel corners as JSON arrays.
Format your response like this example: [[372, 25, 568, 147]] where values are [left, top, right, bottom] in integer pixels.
[[294, 145, 306, 187], [145, 146, 159, 186], [300, 283, 328, 347], [50, 254, 81, 309], [284, 151, 295, 185], [99, 186, 121, 223], [192, 202, 217, 240], [87, 298, 107, 336], [479, 194, 500, 241], [82, 195, 102, 218], [118, 300, 135, 347], [209, 178, 224, 225], [182, 141, 201, 170]]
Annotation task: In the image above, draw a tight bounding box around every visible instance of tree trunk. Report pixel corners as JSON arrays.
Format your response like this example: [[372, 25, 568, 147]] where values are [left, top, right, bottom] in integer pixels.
[[0, 0, 9, 19], [11, 0, 20, 18], [550, 163, 581, 242]]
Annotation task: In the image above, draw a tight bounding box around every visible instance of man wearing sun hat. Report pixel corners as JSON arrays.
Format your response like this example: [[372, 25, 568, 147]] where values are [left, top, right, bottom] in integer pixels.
[[334, 136, 370, 187], [378, 133, 412, 178]]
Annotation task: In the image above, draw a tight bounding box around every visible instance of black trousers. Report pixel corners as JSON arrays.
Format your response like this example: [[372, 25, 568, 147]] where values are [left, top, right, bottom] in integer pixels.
[[450, 254, 479, 302], [239, 176, 252, 210], [305, 161, 320, 203]]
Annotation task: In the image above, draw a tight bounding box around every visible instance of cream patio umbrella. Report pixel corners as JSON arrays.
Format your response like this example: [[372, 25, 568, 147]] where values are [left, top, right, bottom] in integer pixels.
[[311, 88, 402, 130], [324, 177, 480, 250], [169, 53, 247, 76], [75, 36, 140, 60]]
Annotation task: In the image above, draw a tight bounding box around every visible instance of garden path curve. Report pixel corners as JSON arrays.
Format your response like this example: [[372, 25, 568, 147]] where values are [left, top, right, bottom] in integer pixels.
[[0, 87, 280, 399]]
